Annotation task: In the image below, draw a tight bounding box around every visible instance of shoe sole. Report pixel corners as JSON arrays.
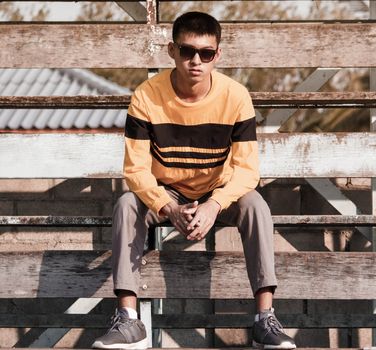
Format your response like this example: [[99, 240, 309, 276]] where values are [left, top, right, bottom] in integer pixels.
[[92, 337, 148, 349], [252, 340, 297, 349]]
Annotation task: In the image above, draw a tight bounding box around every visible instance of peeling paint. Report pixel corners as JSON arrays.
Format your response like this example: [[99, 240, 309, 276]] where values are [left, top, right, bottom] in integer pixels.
[[147, 26, 167, 57], [0, 215, 375, 227]]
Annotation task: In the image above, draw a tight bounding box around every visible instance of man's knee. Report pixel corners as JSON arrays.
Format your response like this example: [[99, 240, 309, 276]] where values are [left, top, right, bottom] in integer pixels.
[[238, 190, 270, 215], [114, 192, 142, 213]]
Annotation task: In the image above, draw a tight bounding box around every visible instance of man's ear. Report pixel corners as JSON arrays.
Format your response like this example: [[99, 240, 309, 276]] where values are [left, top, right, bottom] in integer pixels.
[[214, 47, 222, 64], [167, 42, 175, 59]]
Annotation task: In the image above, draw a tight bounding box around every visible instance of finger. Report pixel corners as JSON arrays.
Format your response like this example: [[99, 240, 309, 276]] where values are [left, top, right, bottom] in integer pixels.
[[184, 213, 194, 222], [187, 226, 202, 240], [182, 207, 197, 215], [186, 200, 199, 208], [196, 220, 214, 239], [187, 215, 202, 230], [173, 219, 186, 233]]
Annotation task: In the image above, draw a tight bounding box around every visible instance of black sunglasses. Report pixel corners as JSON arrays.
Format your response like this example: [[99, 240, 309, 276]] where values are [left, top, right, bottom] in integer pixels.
[[174, 43, 218, 63]]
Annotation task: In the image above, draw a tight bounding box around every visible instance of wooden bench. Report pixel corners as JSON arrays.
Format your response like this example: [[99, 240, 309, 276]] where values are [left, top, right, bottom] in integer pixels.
[[0, 131, 375, 348], [1, 2, 376, 348]]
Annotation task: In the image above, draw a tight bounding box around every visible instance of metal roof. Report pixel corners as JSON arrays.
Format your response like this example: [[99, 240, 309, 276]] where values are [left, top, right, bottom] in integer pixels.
[[0, 68, 131, 130]]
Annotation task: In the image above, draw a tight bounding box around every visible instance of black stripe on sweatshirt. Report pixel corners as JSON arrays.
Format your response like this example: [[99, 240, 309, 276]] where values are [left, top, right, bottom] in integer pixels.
[[231, 117, 257, 142], [151, 143, 230, 160], [150, 147, 228, 169], [124, 114, 151, 140], [125, 114, 257, 147]]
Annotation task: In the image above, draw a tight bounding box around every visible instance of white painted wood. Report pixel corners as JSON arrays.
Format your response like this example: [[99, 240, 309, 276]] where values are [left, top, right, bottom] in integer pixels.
[[115, 2, 146, 21], [0, 133, 124, 178], [0, 133, 375, 178], [140, 300, 153, 348], [258, 66, 372, 238], [3, 23, 376, 69], [30, 298, 102, 347], [259, 133, 376, 177], [259, 68, 340, 133], [258, 66, 370, 240]]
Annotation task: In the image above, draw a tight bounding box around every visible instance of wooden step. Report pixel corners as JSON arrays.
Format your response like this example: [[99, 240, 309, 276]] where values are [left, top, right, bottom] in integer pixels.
[[0, 313, 375, 329], [0, 215, 374, 227], [1, 250, 376, 300]]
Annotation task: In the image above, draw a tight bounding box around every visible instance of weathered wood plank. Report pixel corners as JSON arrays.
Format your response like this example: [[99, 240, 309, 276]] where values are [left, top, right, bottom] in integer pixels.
[[0, 313, 375, 329], [140, 251, 376, 299], [0, 215, 375, 227], [0, 348, 362, 350], [153, 314, 376, 329], [0, 250, 375, 299], [0, 133, 375, 178], [1, 23, 376, 68], [2, 92, 376, 109]]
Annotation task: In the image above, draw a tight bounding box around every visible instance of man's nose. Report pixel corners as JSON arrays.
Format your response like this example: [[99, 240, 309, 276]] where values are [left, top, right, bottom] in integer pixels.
[[191, 52, 201, 64]]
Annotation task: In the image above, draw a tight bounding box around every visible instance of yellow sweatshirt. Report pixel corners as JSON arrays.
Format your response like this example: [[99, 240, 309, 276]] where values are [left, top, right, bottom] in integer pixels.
[[124, 69, 260, 215]]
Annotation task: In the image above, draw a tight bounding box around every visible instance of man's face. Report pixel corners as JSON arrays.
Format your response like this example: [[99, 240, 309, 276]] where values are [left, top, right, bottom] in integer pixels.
[[168, 32, 221, 84]]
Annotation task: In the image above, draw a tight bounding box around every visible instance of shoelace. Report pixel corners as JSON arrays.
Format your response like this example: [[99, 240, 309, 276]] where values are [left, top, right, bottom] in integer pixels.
[[108, 312, 134, 333], [264, 314, 284, 335]]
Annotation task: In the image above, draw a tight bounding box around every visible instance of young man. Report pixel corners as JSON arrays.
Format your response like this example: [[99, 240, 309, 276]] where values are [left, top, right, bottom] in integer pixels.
[[92, 11, 296, 350]]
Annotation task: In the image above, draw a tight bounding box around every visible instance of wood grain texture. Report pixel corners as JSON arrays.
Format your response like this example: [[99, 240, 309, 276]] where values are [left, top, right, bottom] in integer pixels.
[[0, 250, 375, 299], [1, 23, 376, 68], [140, 251, 376, 299], [0, 313, 375, 328], [0, 215, 375, 227], [0, 348, 363, 350], [0, 133, 375, 178], [2, 92, 376, 109]]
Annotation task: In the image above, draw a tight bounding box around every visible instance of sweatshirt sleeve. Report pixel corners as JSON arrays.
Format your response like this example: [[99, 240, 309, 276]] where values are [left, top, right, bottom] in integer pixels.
[[210, 88, 260, 210], [123, 89, 172, 215]]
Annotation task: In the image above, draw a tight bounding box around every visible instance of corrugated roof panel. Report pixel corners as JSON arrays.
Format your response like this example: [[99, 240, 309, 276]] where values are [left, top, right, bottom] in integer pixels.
[[48, 109, 71, 129], [0, 68, 132, 130], [11, 69, 30, 85], [70, 109, 92, 129], [27, 77, 48, 96], [37, 70, 64, 96], [114, 113, 127, 128], [0, 69, 17, 87], [60, 74, 82, 95], [59, 83, 92, 129], [36, 68, 55, 85], [6, 109, 30, 129], [0, 109, 15, 129], [48, 109, 67, 129], [50, 74, 72, 95], [23, 69, 44, 84], [19, 109, 43, 130], [47, 79, 82, 129], [9, 70, 71, 129], [74, 109, 106, 129], [9, 69, 41, 96], [87, 108, 108, 129], [34, 109, 56, 129], [61, 68, 131, 95], [1, 82, 18, 95], [101, 109, 123, 128], [56, 73, 73, 93]]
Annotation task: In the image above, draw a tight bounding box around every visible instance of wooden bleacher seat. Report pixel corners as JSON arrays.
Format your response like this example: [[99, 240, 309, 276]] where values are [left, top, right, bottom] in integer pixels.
[[0, 5, 375, 348]]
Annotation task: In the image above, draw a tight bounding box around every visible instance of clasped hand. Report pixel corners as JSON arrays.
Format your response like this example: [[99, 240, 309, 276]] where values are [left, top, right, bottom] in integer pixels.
[[161, 199, 221, 241]]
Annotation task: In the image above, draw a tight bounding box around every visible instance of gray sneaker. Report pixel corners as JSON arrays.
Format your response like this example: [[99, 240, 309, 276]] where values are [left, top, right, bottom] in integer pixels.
[[92, 309, 148, 349], [252, 308, 296, 349]]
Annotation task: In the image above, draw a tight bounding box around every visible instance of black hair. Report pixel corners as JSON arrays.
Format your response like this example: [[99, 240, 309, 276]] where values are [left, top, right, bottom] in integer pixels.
[[172, 11, 221, 45]]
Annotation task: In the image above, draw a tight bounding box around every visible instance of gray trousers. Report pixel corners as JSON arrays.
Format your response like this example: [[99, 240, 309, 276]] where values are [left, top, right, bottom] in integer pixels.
[[112, 187, 277, 297]]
